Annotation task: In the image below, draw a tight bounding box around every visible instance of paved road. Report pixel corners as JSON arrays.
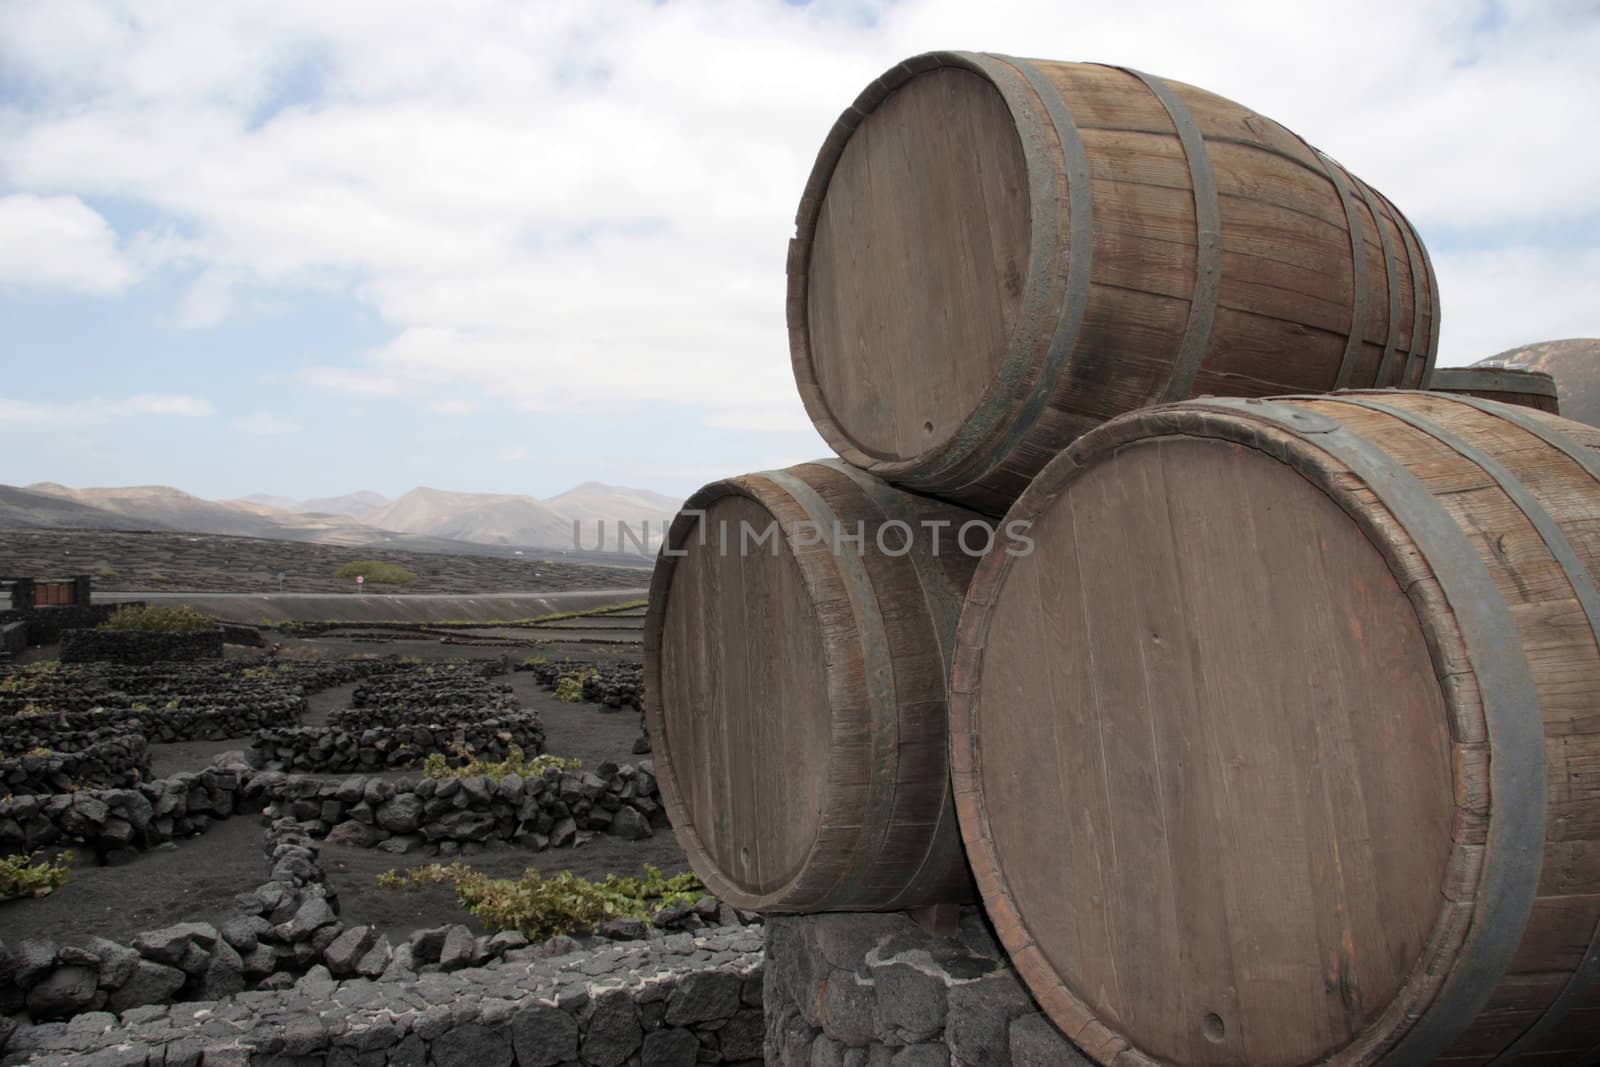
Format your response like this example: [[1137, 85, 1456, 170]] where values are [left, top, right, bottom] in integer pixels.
[[100, 589, 648, 601], [96, 588, 650, 624]]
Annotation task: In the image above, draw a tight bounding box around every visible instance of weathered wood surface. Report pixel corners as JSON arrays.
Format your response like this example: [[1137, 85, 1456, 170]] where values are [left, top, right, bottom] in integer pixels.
[[643, 460, 987, 911], [1429, 366, 1561, 414], [950, 392, 1600, 1065], [790, 52, 1440, 514]]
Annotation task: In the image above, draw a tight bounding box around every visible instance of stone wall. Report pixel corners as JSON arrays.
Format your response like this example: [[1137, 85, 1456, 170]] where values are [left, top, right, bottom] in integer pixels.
[[59, 699, 305, 744], [3, 924, 764, 1067], [0, 605, 119, 647], [763, 910, 1092, 1067], [0, 622, 24, 657], [1, 808, 748, 1040], [248, 712, 546, 775], [219, 623, 267, 647], [0, 819, 336, 1025], [0, 764, 256, 861], [58, 628, 224, 665], [2, 760, 666, 862], [0, 729, 149, 795], [254, 760, 665, 856]]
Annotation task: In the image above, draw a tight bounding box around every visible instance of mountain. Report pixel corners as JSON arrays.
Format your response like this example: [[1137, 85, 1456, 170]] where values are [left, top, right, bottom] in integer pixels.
[[22, 483, 411, 547], [240, 493, 298, 512], [0, 484, 169, 531], [295, 491, 390, 519], [1475, 338, 1600, 427], [26, 483, 285, 538], [369, 487, 574, 549], [5, 480, 676, 557], [545, 482, 680, 545], [236, 491, 390, 520]]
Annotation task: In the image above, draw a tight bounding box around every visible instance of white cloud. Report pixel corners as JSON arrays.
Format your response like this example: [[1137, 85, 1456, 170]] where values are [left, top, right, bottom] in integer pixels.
[[0, 193, 133, 294], [0, 0, 1595, 436], [119, 394, 215, 417], [1433, 245, 1600, 367], [231, 411, 302, 435], [296, 367, 402, 396], [0, 393, 214, 430], [175, 269, 237, 328]]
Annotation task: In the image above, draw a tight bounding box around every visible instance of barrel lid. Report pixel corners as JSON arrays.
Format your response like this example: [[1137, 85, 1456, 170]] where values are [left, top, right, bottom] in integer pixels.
[[951, 400, 1481, 1065], [790, 53, 1045, 475], [643, 478, 836, 907]]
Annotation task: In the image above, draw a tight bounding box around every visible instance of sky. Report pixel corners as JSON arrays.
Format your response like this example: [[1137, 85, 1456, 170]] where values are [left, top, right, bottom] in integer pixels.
[[1, 0, 1597, 502]]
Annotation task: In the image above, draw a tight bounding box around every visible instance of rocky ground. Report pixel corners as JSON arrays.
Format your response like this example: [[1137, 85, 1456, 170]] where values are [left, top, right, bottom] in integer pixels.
[[0, 621, 706, 1052], [0, 528, 649, 595]]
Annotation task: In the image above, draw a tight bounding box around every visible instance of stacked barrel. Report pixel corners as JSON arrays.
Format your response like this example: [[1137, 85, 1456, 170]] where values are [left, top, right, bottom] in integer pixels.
[[645, 51, 1599, 1066]]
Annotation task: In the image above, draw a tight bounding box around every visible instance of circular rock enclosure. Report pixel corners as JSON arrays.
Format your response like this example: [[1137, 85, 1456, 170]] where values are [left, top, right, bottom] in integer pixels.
[[1, 638, 763, 1066]]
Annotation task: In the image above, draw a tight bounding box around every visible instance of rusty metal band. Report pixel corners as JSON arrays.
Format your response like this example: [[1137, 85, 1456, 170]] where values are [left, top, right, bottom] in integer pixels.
[[910, 52, 1078, 490], [759, 468, 901, 906], [1434, 395, 1599, 481], [1429, 367, 1558, 399], [815, 458, 969, 908], [1374, 186, 1430, 387], [1195, 396, 1546, 1061], [1115, 67, 1221, 403], [816, 459, 964, 648], [914, 52, 1060, 485], [1312, 152, 1369, 389], [1332, 394, 1600, 1064], [935, 54, 1096, 489], [1351, 178, 1401, 385]]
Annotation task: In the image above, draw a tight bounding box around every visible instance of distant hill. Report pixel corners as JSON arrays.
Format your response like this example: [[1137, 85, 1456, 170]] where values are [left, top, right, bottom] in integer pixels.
[[27, 483, 286, 538], [240, 493, 295, 511], [369, 487, 578, 550], [237, 490, 390, 520], [545, 482, 680, 546], [5, 480, 676, 559], [0, 484, 167, 531], [296, 491, 390, 519], [1475, 338, 1600, 427]]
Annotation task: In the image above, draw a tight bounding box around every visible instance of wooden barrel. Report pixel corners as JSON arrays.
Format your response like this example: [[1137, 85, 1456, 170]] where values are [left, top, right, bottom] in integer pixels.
[[643, 460, 993, 911], [951, 392, 1600, 1066], [789, 52, 1441, 515], [1430, 366, 1561, 413]]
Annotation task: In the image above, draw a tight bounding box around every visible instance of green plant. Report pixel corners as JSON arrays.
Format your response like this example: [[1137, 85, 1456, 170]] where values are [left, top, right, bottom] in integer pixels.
[[521, 656, 548, 667], [0, 851, 72, 900], [96, 565, 117, 578], [99, 605, 217, 634], [376, 863, 703, 940], [335, 560, 418, 585], [1, 664, 57, 693], [553, 669, 597, 703], [421, 743, 581, 781], [238, 664, 287, 681], [274, 620, 334, 636]]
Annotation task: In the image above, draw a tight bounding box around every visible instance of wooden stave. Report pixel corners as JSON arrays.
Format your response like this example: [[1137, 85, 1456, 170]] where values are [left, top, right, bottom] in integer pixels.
[[1428, 367, 1561, 414], [789, 52, 1440, 516], [949, 391, 1600, 1065], [643, 461, 981, 912]]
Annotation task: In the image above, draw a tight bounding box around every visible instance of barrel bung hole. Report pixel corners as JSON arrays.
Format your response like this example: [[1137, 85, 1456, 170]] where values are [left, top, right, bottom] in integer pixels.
[[1203, 1012, 1226, 1043], [740, 846, 751, 869], [922, 420, 934, 436]]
